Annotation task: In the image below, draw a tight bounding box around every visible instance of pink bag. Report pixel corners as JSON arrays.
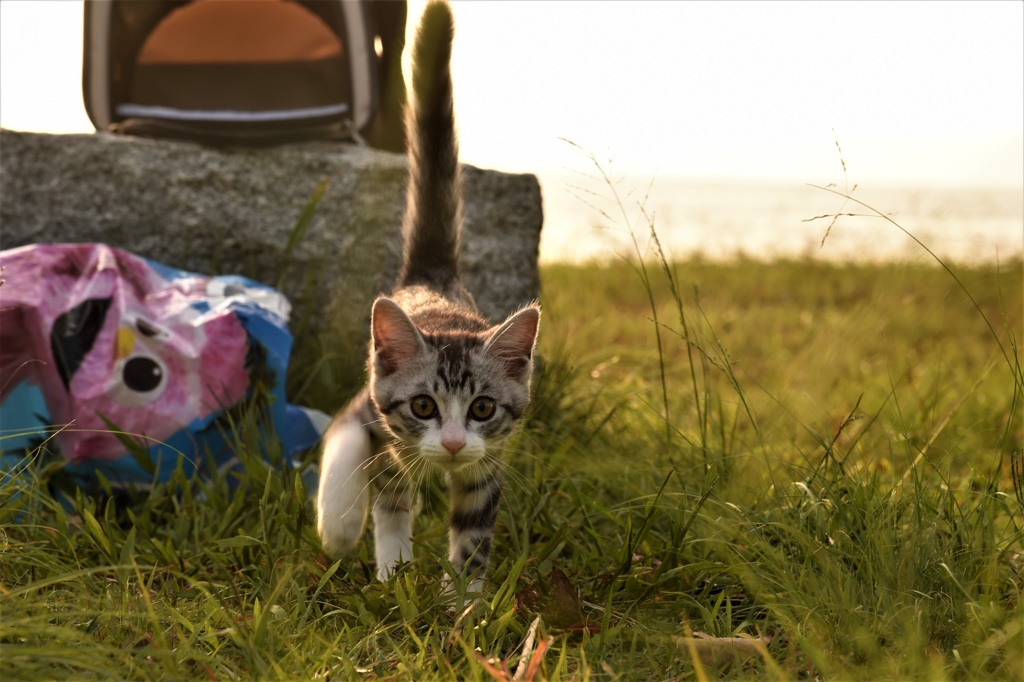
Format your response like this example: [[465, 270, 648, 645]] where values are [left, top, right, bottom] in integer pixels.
[[0, 243, 321, 494]]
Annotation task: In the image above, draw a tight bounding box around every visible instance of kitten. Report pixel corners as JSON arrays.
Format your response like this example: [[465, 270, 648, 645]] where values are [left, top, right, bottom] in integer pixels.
[[316, 0, 540, 594]]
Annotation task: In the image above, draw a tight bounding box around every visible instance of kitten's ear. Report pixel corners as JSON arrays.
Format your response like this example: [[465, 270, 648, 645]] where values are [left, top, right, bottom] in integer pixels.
[[484, 305, 540, 379], [371, 297, 425, 377]]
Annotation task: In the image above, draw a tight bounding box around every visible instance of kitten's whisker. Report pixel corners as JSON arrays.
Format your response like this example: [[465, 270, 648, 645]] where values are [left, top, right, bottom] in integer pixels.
[[338, 457, 398, 521], [490, 461, 531, 500]]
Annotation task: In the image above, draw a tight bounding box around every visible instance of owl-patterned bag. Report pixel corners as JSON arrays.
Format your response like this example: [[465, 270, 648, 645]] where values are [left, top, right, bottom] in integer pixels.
[[0, 243, 326, 498]]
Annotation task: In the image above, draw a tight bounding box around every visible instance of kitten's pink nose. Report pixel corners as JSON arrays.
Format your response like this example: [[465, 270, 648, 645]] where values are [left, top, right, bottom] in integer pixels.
[[442, 439, 465, 455]]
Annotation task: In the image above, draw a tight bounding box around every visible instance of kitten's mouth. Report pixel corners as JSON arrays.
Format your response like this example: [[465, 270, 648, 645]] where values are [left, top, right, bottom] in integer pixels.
[[418, 450, 482, 472]]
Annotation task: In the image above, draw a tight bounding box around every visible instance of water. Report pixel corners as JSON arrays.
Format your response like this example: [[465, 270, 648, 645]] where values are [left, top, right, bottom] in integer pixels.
[[538, 173, 1024, 265]]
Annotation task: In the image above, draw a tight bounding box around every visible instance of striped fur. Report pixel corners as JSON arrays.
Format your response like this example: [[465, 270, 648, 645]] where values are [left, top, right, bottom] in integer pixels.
[[397, 0, 461, 293], [316, 1, 540, 593]]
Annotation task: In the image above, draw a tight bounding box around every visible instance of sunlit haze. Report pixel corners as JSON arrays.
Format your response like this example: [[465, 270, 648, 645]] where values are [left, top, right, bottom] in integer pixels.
[[2, 0, 1021, 262], [3, 0, 1022, 186]]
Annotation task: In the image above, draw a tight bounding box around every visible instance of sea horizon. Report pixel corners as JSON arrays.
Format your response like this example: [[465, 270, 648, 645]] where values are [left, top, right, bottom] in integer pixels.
[[536, 171, 1024, 266]]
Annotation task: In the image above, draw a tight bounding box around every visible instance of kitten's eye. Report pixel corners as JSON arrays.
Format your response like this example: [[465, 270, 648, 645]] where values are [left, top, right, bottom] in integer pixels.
[[410, 395, 438, 419], [469, 397, 496, 421]]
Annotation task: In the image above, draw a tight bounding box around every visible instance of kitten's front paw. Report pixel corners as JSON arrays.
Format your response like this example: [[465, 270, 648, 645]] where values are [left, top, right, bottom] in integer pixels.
[[373, 537, 412, 581], [372, 497, 413, 580], [319, 525, 363, 559], [316, 415, 373, 557], [317, 481, 371, 557]]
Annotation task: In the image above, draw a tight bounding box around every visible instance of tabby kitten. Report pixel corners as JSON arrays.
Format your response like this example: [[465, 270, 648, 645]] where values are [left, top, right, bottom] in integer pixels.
[[316, 0, 540, 593]]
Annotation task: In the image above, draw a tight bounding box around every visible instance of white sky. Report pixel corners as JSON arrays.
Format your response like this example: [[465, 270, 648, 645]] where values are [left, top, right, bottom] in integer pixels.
[[2, 0, 1022, 189]]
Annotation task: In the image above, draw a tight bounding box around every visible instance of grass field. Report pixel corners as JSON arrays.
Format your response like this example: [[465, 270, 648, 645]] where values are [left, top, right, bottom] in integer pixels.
[[2, 208, 1022, 678]]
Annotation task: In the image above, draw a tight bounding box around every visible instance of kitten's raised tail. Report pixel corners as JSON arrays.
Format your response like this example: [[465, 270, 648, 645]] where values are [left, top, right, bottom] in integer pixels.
[[397, 1, 462, 293]]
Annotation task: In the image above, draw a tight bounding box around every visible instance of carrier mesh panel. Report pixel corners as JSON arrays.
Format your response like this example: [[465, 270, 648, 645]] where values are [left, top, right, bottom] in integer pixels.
[[127, 0, 349, 117]]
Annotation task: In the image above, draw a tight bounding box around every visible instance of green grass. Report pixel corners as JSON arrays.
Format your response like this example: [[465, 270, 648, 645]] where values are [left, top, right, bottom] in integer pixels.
[[2, 205, 1022, 678]]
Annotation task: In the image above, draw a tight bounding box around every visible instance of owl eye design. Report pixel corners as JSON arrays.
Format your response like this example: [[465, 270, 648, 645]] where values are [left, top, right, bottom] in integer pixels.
[[123, 355, 165, 393], [111, 352, 169, 407], [135, 318, 162, 338], [109, 319, 171, 407]]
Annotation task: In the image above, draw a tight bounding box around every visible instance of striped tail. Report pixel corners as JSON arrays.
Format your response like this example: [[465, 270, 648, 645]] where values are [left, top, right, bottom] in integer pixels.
[[397, 1, 462, 292]]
